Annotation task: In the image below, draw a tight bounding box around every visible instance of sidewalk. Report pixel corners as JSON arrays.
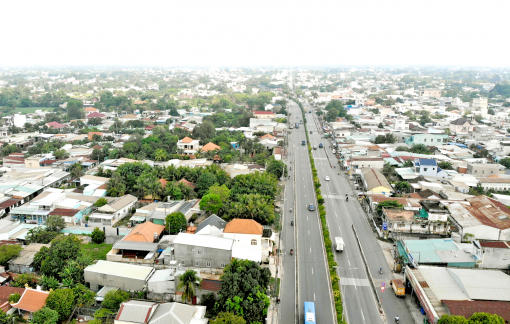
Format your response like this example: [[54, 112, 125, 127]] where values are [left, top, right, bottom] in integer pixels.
[[377, 240, 427, 324], [266, 232, 283, 324]]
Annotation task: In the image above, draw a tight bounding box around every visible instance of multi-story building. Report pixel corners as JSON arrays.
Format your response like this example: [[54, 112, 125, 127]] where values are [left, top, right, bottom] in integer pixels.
[[405, 133, 448, 146]]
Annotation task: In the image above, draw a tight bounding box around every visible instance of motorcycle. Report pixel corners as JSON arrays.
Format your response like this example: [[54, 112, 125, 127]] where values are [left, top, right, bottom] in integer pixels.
[[380, 268, 383, 274], [290, 249, 294, 255], [291, 220, 294, 226]]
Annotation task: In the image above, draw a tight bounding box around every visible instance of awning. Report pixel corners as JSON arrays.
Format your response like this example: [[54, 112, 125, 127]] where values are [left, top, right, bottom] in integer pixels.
[[113, 240, 159, 252], [129, 215, 146, 222]]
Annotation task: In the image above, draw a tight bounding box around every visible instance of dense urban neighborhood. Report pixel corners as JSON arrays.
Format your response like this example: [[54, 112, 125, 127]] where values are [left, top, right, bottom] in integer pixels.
[[1, 67, 510, 324]]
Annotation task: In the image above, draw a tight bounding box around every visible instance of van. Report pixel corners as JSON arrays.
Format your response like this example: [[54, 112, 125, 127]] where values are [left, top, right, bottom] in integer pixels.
[[335, 237, 344, 252]]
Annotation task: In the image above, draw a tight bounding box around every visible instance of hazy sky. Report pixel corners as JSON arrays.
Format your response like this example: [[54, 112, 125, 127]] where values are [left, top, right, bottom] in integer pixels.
[[1, 0, 509, 67]]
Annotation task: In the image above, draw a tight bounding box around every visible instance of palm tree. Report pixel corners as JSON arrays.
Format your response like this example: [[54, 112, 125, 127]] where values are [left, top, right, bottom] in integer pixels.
[[154, 149, 167, 161], [178, 270, 202, 304]]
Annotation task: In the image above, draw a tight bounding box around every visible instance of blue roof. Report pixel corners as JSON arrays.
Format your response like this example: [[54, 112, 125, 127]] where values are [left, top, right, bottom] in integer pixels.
[[448, 142, 467, 148], [418, 159, 437, 166]]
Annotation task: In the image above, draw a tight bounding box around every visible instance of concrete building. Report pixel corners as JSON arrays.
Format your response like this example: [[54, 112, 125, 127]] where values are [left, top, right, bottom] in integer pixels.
[[414, 159, 451, 179], [8, 243, 50, 273], [177, 137, 201, 156], [84, 260, 155, 292], [477, 177, 510, 191], [195, 214, 227, 236], [360, 168, 393, 196], [223, 219, 272, 262], [449, 118, 475, 135], [405, 133, 448, 146], [173, 233, 233, 269], [466, 163, 501, 176], [419, 89, 442, 98]]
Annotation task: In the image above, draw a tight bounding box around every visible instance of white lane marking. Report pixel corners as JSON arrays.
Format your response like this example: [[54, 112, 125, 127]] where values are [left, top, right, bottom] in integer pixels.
[[304, 194, 306, 198], [307, 216, 308, 221], [308, 230, 310, 235], [312, 268, 313, 275], [310, 247, 311, 253], [314, 293, 316, 301], [348, 260, 351, 266], [361, 310, 365, 322]]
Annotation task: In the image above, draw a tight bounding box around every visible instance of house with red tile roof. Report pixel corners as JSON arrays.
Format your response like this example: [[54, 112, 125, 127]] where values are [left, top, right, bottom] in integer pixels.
[[253, 111, 276, 119], [84, 107, 99, 113], [46, 121, 66, 129], [222, 219, 273, 262], [200, 142, 220, 152], [177, 137, 200, 155], [0, 287, 25, 313], [176, 178, 196, 189], [11, 288, 49, 316], [86, 112, 107, 118]]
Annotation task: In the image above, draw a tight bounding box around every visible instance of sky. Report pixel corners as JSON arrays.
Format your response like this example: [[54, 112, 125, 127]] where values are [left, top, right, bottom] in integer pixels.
[[1, 0, 509, 68]]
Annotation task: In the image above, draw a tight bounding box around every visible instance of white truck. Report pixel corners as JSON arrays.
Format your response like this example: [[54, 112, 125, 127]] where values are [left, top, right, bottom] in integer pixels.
[[335, 237, 344, 252]]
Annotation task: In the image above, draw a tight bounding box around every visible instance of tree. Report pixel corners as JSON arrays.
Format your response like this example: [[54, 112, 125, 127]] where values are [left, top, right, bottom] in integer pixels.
[[326, 108, 339, 122], [73, 283, 97, 308], [178, 269, 202, 304], [378, 122, 384, 129], [467, 312, 504, 323], [488, 108, 495, 115], [499, 158, 510, 169], [193, 120, 216, 144], [8, 293, 20, 303], [69, 163, 84, 178], [39, 235, 82, 280], [409, 144, 432, 155], [196, 173, 218, 197], [154, 148, 167, 161], [266, 158, 287, 179], [0, 244, 22, 266], [215, 259, 270, 323], [402, 160, 414, 167], [45, 289, 75, 322], [381, 163, 396, 179], [26, 227, 58, 245], [32, 307, 59, 324], [67, 99, 85, 119], [165, 212, 187, 234], [474, 115, 483, 123], [376, 200, 404, 215], [45, 215, 66, 232], [91, 227, 106, 244], [93, 197, 108, 208], [438, 161, 454, 170], [92, 134, 102, 141], [54, 149, 69, 160], [106, 174, 127, 197], [88, 117, 103, 126], [201, 293, 218, 318], [210, 312, 246, 324], [200, 194, 223, 215], [394, 181, 412, 194], [102, 290, 130, 311], [39, 275, 60, 290], [10, 273, 38, 288], [207, 184, 230, 201]]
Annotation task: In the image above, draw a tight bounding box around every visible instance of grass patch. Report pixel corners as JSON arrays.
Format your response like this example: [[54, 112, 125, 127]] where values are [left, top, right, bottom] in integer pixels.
[[270, 277, 281, 297], [0, 106, 55, 116], [81, 242, 113, 261]]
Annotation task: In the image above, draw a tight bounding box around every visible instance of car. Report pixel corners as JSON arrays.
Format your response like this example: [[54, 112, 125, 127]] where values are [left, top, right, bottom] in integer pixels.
[[325, 176, 330, 181], [313, 146, 317, 150], [308, 204, 315, 211]]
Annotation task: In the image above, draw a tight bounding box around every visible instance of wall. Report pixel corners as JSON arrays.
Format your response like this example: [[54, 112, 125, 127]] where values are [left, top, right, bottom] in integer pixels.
[[463, 224, 500, 241], [173, 243, 232, 269], [222, 233, 261, 249], [84, 271, 147, 292]]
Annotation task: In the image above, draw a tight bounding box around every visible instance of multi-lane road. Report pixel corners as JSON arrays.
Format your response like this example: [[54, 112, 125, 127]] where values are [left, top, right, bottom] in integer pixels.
[[279, 99, 412, 323]]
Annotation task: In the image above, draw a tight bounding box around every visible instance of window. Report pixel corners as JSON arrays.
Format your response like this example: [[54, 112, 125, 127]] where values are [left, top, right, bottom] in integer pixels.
[[195, 261, 199, 267], [424, 139, 427, 142], [197, 250, 202, 255], [432, 168, 435, 171], [424, 168, 428, 171], [181, 260, 185, 266], [220, 263, 226, 268], [251, 239, 257, 246], [206, 262, 211, 267]]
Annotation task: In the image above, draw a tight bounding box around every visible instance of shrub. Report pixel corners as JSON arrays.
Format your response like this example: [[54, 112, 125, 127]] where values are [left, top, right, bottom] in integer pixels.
[[91, 227, 106, 244]]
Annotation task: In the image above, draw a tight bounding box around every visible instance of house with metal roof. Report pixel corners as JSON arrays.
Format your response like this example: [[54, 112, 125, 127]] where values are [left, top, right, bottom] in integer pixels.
[[114, 300, 208, 324], [405, 265, 510, 324], [195, 214, 227, 236], [8, 243, 50, 274], [88, 194, 138, 226], [414, 158, 451, 179], [360, 168, 393, 196], [84, 260, 155, 292], [173, 232, 233, 269]]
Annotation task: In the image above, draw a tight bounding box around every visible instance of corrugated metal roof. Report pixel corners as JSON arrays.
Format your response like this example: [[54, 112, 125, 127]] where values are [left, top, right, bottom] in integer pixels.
[[116, 300, 158, 323], [174, 233, 233, 251], [149, 303, 206, 324], [417, 266, 470, 301], [85, 260, 154, 280], [447, 268, 510, 301]]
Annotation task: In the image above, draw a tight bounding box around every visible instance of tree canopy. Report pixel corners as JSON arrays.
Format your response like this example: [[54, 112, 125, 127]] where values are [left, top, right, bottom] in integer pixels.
[[165, 212, 188, 234]]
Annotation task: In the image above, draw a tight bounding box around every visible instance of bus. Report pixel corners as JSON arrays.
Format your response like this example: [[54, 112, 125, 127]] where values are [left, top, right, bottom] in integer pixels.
[[304, 302, 316, 324]]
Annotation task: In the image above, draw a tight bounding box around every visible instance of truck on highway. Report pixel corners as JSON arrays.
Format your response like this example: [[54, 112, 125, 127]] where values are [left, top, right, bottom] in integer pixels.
[[335, 237, 344, 252], [319, 142, 323, 148], [390, 279, 405, 298]]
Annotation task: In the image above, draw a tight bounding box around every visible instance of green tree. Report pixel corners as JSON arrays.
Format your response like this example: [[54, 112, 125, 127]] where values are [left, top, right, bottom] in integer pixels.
[[106, 174, 127, 197], [438, 315, 468, 324], [8, 293, 20, 303], [215, 259, 270, 323], [154, 148, 167, 161], [378, 122, 384, 129], [266, 158, 287, 179], [0, 244, 22, 266], [196, 173, 218, 197], [45, 288, 75, 322], [10, 273, 38, 288], [67, 99, 85, 119], [467, 312, 504, 323], [200, 194, 223, 215], [499, 158, 510, 169], [39, 275, 60, 291], [201, 292, 218, 318], [207, 184, 231, 201], [402, 160, 414, 167], [32, 307, 59, 324], [381, 163, 396, 179], [410, 144, 432, 155], [192, 120, 216, 144], [325, 108, 339, 122], [474, 115, 483, 123], [93, 197, 108, 207], [438, 161, 454, 170], [45, 215, 66, 232], [394, 181, 412, 194], [488, 108, 495, 115], [210, 312, 246, 324], [102, 290, 130, 311], [39, 235, 82, 280], [376, 200, 404, 215], [165, 212, 187, 234], [54, 149, 69, 160], [178, 269, 202, 304], [73, 284, 97, 308], [91, 227, 106, 244]]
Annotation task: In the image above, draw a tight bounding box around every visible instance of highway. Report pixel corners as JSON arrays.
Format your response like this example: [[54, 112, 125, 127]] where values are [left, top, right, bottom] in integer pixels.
[[280, 100, 335, 324], [303, 100, 413, 323]]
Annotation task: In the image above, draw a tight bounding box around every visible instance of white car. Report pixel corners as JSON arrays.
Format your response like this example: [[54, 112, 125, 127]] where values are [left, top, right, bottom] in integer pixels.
[[325, 176, 330, 181]]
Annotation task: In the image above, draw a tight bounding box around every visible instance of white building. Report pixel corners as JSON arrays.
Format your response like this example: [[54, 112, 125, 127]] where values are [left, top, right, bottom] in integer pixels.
[[177, 137, 201, 156]]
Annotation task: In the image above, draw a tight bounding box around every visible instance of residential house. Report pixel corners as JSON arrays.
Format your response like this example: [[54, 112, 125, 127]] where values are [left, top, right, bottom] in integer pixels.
[[0, 286, 25, 312], [88, 194, 138, 226], [273, 147, 282, 161], [253, 111, 276, 119], [450, 118, 475, 135], [405, 133, 448, 146], [11, 288, 49, 319], [84, 260, 155, 292], [446, 195, 510, 241], [46, 121, 66, 129], [106, 221, 165, 264], [200, 142, 220, 153], [177, 137, 201, 156], [88, 132, 103, 140], [477, 177, 510, 192], [8, 243, 50, 273], [223, 219, 272, 262], [414, 159, 451, 179], [466, 163, 502, 176], [419, 89, 442, 98], [195, 214, 227, 236], [360, 168, 393, 196], [173, 233, 233, 269], [114, 300, 208, 324]]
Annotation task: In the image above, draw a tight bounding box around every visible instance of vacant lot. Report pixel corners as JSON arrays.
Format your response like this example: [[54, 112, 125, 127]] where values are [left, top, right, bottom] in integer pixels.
[[81, 242, 113, 261]]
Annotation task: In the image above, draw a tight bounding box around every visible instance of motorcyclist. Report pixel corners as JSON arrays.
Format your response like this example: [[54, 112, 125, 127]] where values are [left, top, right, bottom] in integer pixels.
[[291, 220, 294, 226], [395, 316, 399, 323], [380, 268, 383, 274], [290, 208, 292, 213], [290, 249, 293, 255]]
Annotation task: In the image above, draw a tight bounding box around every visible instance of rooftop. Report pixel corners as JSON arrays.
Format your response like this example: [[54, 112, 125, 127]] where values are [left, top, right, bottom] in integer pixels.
[[85, 260, 154, 280], [123, 222, 165, 243], [224, 219, 263, 235]]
